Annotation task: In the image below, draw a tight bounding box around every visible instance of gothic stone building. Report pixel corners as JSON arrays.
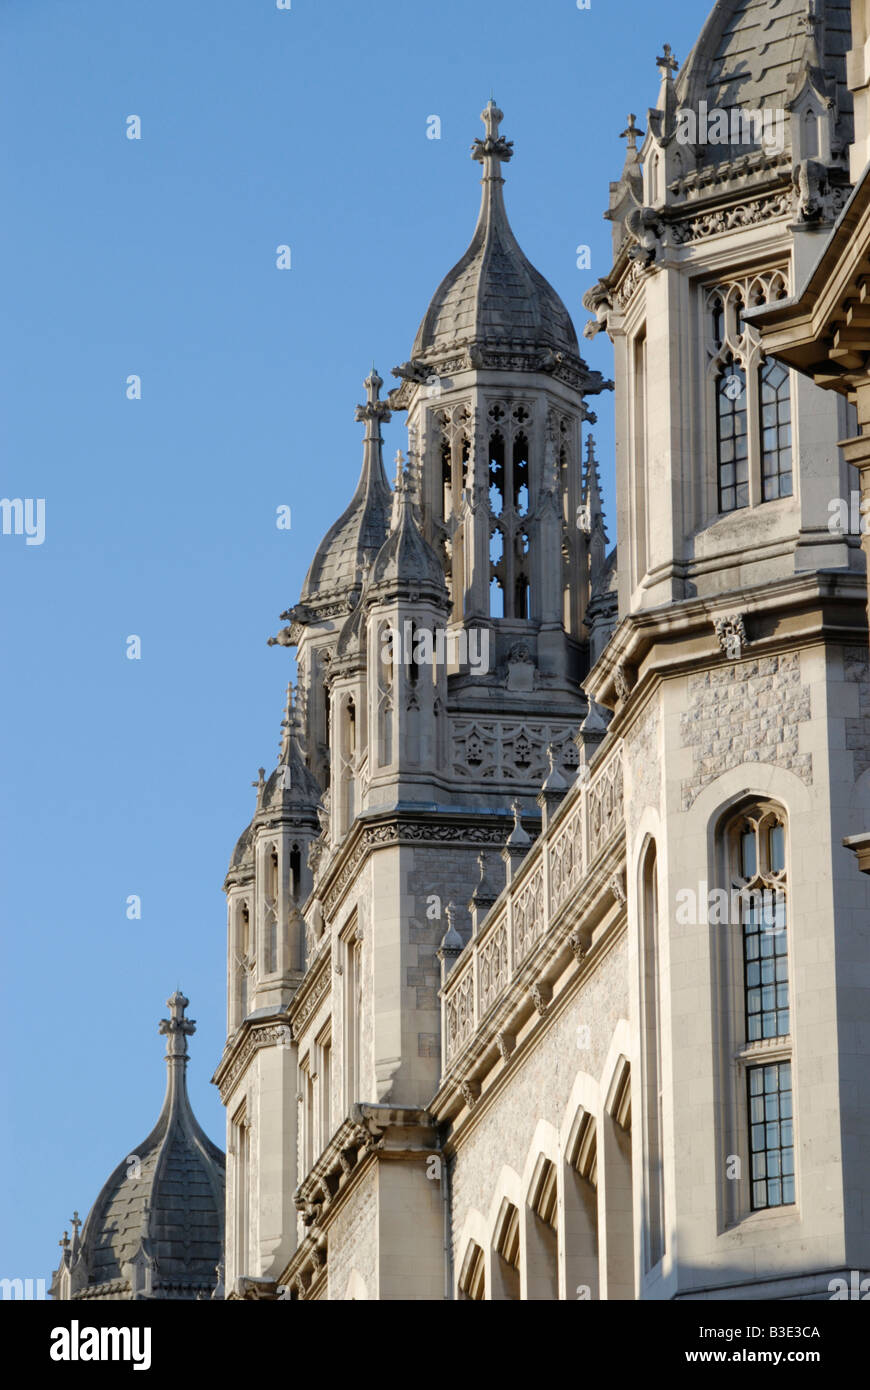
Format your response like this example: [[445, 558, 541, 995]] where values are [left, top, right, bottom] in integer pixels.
[[214, 0, 870, 1301]]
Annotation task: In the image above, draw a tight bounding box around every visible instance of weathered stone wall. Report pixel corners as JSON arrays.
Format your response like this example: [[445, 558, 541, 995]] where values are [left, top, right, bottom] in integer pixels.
[[326, 1167, 379, 1301], [844, 644, 870, 780], [679, 653, 813, 809], [626, 701, 661, 837], [449, 933, 628, 1265]]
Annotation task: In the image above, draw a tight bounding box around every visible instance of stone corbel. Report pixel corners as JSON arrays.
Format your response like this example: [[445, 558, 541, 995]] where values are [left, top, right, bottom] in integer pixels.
[[568, 928, 589, 963], [495, 1031, 516, 1062], [460, 1078, 481, 1109], [531, 980, 553, 1017], [714, 613, 748, 660], [614, 662, 635, 701], [608, 871, 626, 906]]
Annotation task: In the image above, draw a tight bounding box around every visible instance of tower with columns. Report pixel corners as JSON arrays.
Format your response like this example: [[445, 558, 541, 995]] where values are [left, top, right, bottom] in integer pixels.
[[216, 3, 870, 1302]]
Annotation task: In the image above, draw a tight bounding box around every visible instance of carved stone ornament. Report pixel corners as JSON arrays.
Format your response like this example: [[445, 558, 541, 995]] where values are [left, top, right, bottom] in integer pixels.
[[568, 930, 588, 963], [531, 980, 553, 1017], [495, 1031, 516, 1062], [614, 663, 633, 701], [460, 1078, 481, 1109], [608, 871, 627, 906], [714, 613, 748, 660]]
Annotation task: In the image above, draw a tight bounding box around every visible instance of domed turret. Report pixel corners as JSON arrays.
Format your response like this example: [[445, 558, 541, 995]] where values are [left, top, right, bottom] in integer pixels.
[[404, 100, 580, 374], [51, 992, 225, 1301], [676, 0, 852, 169], [299, 369, 393, 613]]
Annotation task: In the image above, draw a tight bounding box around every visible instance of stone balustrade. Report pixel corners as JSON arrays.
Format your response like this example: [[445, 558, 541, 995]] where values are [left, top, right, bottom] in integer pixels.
[[443, 747, 624, 1066]]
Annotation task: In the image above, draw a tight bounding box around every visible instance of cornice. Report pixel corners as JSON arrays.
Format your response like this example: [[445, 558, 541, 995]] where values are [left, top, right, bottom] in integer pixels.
[[585, 571, 867, 712], [212, 1010, 293, 1103]]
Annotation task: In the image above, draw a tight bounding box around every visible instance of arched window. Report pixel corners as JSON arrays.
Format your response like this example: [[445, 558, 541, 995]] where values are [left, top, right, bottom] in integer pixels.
[[759, 358, 792, 501], [720, 803, 794, 1214], [491, 1199, 521, 1300], [458, 1242, 486, 1300], [526, 1157, 559, 1299], [716, 359, 748, 513], [641, 842, 665, 1269], [289, 843, 301, 900], [707, 271, 791, 517]]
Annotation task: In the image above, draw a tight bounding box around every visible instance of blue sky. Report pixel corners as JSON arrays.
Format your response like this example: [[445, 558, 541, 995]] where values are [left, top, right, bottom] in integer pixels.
[[0, 0, 702, 1283]]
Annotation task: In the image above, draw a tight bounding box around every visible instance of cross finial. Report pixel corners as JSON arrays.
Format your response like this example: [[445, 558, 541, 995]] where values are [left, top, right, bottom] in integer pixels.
[[620, 113, 643, 151], [393, 448, 406, 488], [158, 990, 196, 1059], [472, 99, 514, 178], [70, 1211, 81, 1240], [656, 43, 678, 78], [355, 366, 392, 435], [251, 766, 266, 808], [59, 1231, 70, 1250]]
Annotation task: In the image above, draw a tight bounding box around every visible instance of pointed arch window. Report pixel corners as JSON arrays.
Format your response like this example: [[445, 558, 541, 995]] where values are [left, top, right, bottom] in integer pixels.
[[719, 802, 794, 1217], [487, 402, 533, 619], [706, 271, 790, 516], [716, 359, 748, 513], [760, 358, 792, 501]]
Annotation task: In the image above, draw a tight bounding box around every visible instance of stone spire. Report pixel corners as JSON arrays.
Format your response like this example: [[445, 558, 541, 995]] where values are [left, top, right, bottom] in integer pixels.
[[298, 369, 392, 610], [584, 433, 608, 591], [654, 41, 680, 134], [369, 451, 448, 595], [50, 991, 225, 1302], [265, 679, 323, 808]]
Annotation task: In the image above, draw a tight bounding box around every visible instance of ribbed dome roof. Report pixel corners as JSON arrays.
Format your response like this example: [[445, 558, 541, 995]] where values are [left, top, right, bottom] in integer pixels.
[[53, 992, 225, 1301], [301, 370, 392, 610], [677, 0, 852, 164], [411, 101, 579, 365]]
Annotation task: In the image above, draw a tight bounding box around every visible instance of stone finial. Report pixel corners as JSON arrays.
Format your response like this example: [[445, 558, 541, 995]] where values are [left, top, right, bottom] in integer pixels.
[[158, 990, 196, 1059], [279, 680, 294, 764], [437, 902, 465, 983], [538, 744, 569, 829], [655, 42, 678, 78], [502, 801, 531, 885], [392, 449, 407, 504], [472, 98, 514, 178], [506, 800, 531, 848], [620, 113, 643, 153], [469, 851, 501, 933], [576, 696, 609, 768], [252, 767, 266, 810], [354, 367, 391, 437], [59, 1231, 70, 1251]]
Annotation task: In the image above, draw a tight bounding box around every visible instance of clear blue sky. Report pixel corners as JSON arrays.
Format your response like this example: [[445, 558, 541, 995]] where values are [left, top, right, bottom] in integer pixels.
[[0, 0, 701, 1284]]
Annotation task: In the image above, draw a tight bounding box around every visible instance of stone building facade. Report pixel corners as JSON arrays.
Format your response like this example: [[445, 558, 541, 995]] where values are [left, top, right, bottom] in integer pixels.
[[214, 0, 870, 1300]]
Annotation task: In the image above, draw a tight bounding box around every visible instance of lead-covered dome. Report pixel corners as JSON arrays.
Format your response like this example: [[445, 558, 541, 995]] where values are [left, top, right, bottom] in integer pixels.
[[408, 101, 580, 368], [299, 369, 392, 613], [677, 0, 852, 165], [51, 992, 225, 1301]]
